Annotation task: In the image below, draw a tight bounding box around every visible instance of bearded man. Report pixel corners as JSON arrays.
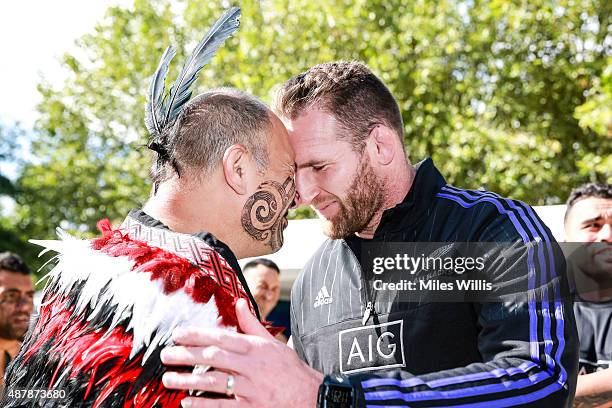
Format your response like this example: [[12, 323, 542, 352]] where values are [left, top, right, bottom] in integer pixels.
[[2, 8, 295, 408], [161, 61, 579, 408]]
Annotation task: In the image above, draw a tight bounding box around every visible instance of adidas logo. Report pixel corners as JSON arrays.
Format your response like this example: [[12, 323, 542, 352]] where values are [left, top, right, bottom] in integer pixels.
[[314, 285, 333, 308]]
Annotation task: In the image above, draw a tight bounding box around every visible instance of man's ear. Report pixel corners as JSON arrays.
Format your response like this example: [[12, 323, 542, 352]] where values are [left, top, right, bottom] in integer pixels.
[[222, 144, 249, 195], [367, 125, 397, 166]]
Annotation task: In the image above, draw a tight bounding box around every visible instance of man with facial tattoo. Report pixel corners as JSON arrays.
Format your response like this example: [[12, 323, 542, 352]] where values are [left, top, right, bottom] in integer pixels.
[[4, 91, 295, 408], [4, 91, 296, 408], [3, 8, 296, 408]]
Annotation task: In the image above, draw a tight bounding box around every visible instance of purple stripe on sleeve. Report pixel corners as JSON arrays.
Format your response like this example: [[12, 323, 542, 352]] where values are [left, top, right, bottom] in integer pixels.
[[442, 187, 555, 369], [361, 361, 538, 389], [443, 186, 567, 384], [360, 187, 567, 405], [364, 372, 551, 402]]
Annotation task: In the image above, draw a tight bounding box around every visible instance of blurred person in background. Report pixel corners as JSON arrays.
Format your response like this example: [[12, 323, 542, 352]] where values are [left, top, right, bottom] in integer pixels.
[[243, 258, 287, 342], [0, 252, 34, 391], [565, 182, 612, 407]]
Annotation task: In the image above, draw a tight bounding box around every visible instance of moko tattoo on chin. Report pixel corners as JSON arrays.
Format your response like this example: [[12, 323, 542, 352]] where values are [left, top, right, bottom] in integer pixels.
[[241, 177, 295, 249]]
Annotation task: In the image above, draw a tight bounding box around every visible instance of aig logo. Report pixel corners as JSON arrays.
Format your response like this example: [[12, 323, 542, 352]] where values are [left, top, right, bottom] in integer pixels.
[[338, 320, 405, 374]]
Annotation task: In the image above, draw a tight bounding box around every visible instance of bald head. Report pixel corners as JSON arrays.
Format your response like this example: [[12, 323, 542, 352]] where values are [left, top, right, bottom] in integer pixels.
[[143, 87, 297, 260], [152, 88, 272, 184]]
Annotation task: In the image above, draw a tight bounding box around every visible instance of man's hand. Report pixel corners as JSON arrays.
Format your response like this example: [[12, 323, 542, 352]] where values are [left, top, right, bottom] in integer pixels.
[[574, 368, 612, 408], [161, 298, 323, 408]]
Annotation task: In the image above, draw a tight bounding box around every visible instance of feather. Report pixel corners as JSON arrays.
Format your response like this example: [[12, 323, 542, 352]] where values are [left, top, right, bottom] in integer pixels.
[[5, 219, 251, 408], [145, 46, 177, 136], [162, 7, 241, 126]]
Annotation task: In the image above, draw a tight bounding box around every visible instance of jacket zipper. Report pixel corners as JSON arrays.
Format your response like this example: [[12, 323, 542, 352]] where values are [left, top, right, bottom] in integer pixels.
[[362, 301, 374, 326], [342, 240, 376, 326]]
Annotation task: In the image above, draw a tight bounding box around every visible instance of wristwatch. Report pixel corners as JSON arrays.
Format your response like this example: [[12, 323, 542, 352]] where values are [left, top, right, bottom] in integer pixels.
[[317, 373, 357, 408]]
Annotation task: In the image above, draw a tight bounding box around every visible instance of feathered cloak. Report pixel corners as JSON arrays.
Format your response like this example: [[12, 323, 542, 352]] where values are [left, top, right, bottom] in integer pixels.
[[3, 214, 261, 408]]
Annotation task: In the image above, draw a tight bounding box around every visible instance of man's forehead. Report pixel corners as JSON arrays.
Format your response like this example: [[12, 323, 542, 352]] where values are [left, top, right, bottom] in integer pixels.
[[0, 270, 33, 288], [246, 264, 279, 278], [285, 123, 352, 167], [269, 114, 295, 156], [283, 107, 341, 143], [570, 197, 612, 220]]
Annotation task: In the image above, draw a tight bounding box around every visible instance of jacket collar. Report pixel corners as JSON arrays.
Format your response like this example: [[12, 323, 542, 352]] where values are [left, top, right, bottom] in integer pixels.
[[128, 209, 242, 273], [376, 157, 447, 235], [122, 209, 260, 319]]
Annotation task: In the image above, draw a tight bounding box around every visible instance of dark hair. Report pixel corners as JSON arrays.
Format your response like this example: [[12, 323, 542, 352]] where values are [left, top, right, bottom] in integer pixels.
[[564, 182, 612, 222], [0, 252, 31, 275], [243, 258, 280, 275], [275, 61, 404, 152], [151, 88, 272, 185]]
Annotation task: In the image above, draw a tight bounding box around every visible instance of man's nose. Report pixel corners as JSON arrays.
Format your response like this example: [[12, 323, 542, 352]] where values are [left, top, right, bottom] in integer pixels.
[[290, 191, 301, 210], [15, 298, 33, 312], [295, 170, 319, 206], [596, 223, 612, 242]]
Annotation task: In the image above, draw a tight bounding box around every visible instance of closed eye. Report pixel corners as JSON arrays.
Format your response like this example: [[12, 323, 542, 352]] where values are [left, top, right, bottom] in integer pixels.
[[584, 223, 601, 229]]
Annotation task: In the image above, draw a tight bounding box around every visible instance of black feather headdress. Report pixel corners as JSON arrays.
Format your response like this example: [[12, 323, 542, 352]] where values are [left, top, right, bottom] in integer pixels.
[[145, 7, 241, 167]]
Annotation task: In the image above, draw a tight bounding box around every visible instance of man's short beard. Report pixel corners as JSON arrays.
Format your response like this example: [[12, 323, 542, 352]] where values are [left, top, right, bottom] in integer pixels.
[[323, 154, 384, 239], [0, 322, 25, 341]]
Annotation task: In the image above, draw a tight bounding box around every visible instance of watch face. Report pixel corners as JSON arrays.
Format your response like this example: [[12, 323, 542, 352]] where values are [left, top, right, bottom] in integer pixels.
[[326, 387, 352, 406]]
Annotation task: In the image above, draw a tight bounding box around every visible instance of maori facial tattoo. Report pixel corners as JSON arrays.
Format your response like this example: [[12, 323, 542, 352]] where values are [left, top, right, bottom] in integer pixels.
[[241, 176, 296, 250]]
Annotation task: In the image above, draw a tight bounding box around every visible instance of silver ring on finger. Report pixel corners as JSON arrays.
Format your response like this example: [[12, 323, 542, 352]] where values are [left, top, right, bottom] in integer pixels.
[[225, 373, 235, 397]]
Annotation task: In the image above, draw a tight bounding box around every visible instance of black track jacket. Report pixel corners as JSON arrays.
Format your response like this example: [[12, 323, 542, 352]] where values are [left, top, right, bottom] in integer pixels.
[[290, 158, 578, 407]]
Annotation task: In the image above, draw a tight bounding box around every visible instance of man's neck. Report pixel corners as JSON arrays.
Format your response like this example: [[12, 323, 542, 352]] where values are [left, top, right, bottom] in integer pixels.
[[579, 288, 612, 303], [570, 263, 612, 302], [356, 162, 416, 239], [0, 337, 21, 351], [142, 179, 245, 257]]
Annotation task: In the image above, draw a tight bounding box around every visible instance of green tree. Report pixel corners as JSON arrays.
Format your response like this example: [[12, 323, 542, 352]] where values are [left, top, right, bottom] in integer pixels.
[[0, 123, 42, 272], [13, 0, 611, 248], [0, 124, 18, 199]]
